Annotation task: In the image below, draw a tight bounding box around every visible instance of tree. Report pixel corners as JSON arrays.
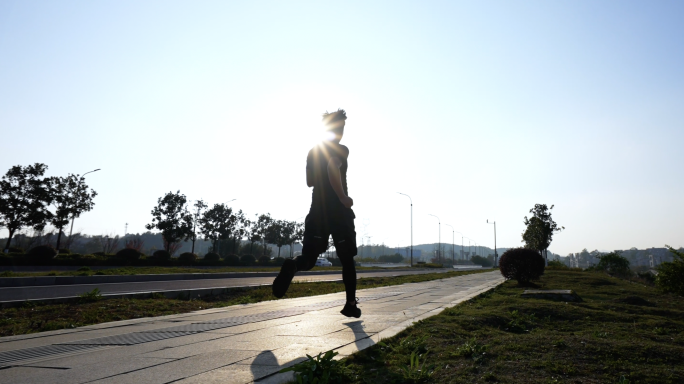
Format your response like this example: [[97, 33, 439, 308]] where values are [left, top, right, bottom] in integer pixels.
[[199, 203, 236, 255], [47, 174, 97, 250], [248, 213, 272, 256], [190, 199, 207, 254], [265, 220, 288, 258], [0, 164, 52, 252], [145, 191, 193, 254], [522, 204, 564, 265], [230, 210, 248, 254]]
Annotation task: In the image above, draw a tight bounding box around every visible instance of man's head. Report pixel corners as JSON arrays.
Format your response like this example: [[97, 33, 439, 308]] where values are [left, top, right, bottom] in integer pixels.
[[322, 109, 346, 143]]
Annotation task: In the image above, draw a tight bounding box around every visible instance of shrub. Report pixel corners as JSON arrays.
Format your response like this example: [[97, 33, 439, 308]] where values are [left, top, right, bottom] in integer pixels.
[[8, 247, 24, 253], [152, 250, 171, 261], [240, 254, 257, 266], [178, 252, 198, 265], [58, 248, 70, 254], [274, 256, 286, 266], [499, 248, 545, 284], [223, 254, 240, 266], [27, 245, 57, 262], [93, 251, 106, 256], [471, 255, 493, 267], [656, 246, 684, 296], [115, 248, 141, 261], [378, 253, 405, 263], [203, 252, 221, 262], [547, 260, 568, 269], [596, 251, 631, 276], [257, 255, 271, 266]]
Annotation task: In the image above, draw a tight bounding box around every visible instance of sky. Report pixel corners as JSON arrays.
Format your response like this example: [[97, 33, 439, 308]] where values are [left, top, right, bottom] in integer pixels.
[[1, 0, 683, 255]]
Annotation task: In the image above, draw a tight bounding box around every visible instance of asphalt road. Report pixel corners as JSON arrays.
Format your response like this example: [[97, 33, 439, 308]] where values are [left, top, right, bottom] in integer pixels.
[[0, 268, 477, 302]]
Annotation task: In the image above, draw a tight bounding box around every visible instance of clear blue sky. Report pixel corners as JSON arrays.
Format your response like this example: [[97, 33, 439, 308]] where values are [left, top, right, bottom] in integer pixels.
[[1, 1, 683, 255]]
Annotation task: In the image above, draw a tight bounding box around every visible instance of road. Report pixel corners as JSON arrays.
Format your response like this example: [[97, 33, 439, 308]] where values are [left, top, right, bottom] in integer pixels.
[[0, 268, 478, 302]]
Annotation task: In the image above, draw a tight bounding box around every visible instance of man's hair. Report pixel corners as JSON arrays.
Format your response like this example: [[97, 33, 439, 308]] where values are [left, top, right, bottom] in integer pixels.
[[322, 109, 347, 128]]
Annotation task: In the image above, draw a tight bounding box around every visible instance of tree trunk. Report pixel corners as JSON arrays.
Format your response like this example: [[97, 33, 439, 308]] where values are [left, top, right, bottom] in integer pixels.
[[278, 246, 281, 258], [250, 241, 254, 255], [4, 228, 15, 252], [56, 228, 63, 250]]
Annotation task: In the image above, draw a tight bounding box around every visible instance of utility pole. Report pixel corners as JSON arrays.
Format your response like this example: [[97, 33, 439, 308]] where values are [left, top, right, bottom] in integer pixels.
[[125, 223, 128, 237], [428, 214, 441, 263], [397, 193, 413, 266], [445, 224, 455, 266], [68, 168, 100, 241], [487, 219, 498, 266]]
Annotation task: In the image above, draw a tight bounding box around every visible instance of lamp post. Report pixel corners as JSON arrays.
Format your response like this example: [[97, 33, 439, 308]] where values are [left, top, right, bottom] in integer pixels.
[[453, 230, 464, 261], [487, 219, 497, 266], [445, 224, 455, 265], [67, 169, 100, 241], [428, 214, 441, 263], [397, 193, 413, 266]]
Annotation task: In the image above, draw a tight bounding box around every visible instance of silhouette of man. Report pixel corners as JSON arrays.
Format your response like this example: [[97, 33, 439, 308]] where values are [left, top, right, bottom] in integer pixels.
[[272, 109, 360, 318]]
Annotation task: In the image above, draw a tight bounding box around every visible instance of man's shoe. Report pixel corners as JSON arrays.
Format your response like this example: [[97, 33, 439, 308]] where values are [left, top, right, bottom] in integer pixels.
[[340, 299, 361, 318], [272, 259, 297, 298]]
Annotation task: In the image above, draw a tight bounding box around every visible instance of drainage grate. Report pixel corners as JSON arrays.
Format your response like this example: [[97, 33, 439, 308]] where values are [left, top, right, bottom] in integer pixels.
[[0, 344, 105, 366], [59, 331, 195, 345], [145, 323, 234, 333]]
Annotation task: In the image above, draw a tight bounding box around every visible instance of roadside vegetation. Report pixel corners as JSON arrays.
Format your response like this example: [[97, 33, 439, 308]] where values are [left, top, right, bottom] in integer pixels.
[[307, 269, 684, 383], [0, 269, 487, 336]]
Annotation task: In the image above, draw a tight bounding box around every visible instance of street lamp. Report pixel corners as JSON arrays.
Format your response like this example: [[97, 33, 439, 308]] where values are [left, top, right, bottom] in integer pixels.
[[445, 224, 455, 265], [397, 193, 413, 266], [453, 230, 464, 261], [487, 219, 498, 266], [428, 214, 441, 263], [67, 168, 100, 241]]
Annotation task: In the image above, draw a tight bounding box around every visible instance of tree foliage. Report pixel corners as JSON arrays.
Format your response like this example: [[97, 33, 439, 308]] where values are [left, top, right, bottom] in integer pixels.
[[47, 174, 97, 250], [595, 251, 631, 276], [145, 191, 193, 254], [0, 163, 52, 252], [522, 204, 564, 262], [655, 245, 684, 296], [199, 203, 237, 253]]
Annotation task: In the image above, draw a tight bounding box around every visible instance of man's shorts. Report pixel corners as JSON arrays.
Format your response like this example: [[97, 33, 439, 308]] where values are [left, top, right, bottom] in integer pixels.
[[301, 207, 357, 259]]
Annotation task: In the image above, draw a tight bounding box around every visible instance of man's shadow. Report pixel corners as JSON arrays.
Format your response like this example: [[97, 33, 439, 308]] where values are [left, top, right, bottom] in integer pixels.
[[250, 350, 278, 382], [342, 320, 372, 351]]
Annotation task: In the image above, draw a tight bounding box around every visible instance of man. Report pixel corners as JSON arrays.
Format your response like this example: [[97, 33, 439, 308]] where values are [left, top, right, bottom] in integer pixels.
[[272, 109, 360, 318]]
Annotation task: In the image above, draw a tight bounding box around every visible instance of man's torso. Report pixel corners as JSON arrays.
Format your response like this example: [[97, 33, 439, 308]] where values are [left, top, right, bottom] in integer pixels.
[[307, 141, 349, 212]]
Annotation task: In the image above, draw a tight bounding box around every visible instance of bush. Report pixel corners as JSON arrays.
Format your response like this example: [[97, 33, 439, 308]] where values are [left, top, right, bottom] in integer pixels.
[[240, 254, 257, 266], [225, 254, 240, 266], [8, 247, 24, 253], [58, 249, 70, 254], [547, 260, 568, 269], [656, 247, 684, 296], [499, 248, 545, 284], [27, 245, 57, 262], [178, 252, 198, 265], [471, 255, 493, 267], [152, 250, 171, 261], [274, 256, 286, 266], [115, 248, 141, 261], [596, 251, 631, 276], [93, 251, 107, 257], [257, 255, 271, 266], [203, 252, 221, 262]]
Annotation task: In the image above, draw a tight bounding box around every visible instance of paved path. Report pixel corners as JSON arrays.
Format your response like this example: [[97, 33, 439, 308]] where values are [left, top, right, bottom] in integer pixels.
[[0, 268, 472, 302], [0, 271, 503, 384]]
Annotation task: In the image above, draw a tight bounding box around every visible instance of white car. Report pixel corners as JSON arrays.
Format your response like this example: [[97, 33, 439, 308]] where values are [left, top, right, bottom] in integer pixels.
[[315, 258, 333, 267]]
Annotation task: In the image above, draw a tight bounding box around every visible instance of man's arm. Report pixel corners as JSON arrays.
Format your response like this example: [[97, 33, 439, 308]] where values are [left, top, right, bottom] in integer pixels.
[[306, 167, 314, 187], [327, 156, 353, 208]]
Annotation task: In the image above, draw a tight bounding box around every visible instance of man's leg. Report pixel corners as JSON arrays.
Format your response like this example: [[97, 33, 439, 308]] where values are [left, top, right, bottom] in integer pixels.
[[272, 213, 328, 298], [333, 209, 360, 318]]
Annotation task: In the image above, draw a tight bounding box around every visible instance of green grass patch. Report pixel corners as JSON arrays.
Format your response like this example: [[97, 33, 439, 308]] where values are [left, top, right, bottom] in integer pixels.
[[0, 270, 486, 336], [334, 270, 684, 383]]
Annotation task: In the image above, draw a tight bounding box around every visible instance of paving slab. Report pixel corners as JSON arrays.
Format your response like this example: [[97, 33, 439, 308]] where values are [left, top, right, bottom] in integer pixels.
[[0, 271, 503, 383]]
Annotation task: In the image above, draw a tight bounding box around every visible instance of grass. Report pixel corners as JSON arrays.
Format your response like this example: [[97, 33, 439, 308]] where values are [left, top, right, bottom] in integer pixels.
[[333, 269, 684, 383], [0, 265, 409, 278], [0, 269, 487, 336]]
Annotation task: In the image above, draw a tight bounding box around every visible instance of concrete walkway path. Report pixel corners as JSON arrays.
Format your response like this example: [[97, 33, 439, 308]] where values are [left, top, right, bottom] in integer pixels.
[[0, 271, 503, 384]]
